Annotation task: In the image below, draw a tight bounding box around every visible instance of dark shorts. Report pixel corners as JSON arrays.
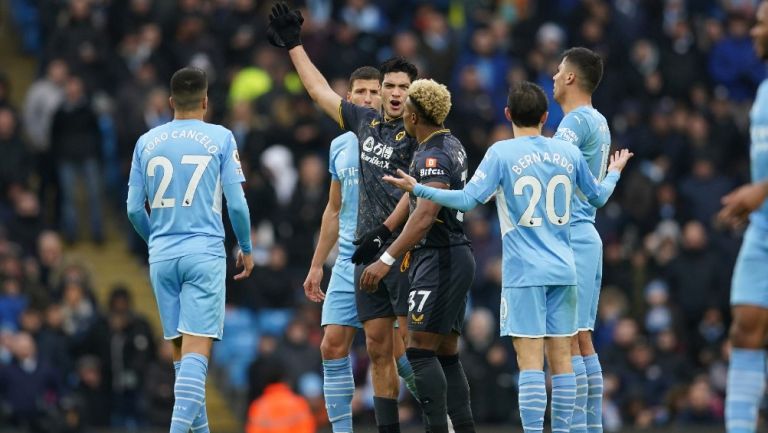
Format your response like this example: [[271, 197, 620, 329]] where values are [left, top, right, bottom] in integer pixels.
[[354, 249, 410, 322], [407, 244, 475, 335]]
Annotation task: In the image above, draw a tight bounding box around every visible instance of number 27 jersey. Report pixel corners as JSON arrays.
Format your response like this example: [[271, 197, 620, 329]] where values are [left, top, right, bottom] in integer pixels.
[[128, 119, 245, 263]]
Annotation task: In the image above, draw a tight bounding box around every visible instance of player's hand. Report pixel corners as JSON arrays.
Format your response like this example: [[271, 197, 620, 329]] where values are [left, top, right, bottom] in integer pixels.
[[382, 169, 418, 193], [351, 224, 391, 265], [303, 265, 326, 302], [234, 251, 254, 280], [717, 182, 768, 229], [267, 2, 303, 49], [607, 149, 634, 173], [360, 260, 390, 293]]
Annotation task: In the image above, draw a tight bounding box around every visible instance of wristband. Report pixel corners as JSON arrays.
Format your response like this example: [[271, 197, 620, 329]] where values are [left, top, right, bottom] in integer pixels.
[[380, 251, 396, 266]]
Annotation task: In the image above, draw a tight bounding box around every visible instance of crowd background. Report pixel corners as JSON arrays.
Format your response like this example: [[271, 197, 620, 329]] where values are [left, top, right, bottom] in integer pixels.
[[0, 0, 762, 431]]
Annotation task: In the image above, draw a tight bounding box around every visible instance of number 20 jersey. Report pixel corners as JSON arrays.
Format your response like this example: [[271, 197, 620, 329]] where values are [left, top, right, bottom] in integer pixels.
[[128, 119, 245, 263], [463, 136, 611, 288]]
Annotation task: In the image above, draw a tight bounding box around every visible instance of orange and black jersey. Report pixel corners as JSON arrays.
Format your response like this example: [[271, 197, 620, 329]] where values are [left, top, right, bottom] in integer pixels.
[[338, 100, 417, 238], [408, 129, 470, 249]]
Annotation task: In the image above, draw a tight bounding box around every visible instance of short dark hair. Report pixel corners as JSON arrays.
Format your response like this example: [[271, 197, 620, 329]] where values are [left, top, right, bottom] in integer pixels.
[[561, 47, 604, 94], [379, 56, 418, 82], [170, 67, 207, 111], [506, 81, 548, 127], [349, 66, 381, 89]]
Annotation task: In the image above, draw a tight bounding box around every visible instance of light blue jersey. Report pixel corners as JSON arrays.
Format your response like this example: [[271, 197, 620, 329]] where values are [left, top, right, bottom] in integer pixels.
[[749, 80, 768, 230], [329, 131, 360, 260], [460, 136, 618, 288], [128, 119, 245, 263], [322, 132, 362, 329], [553, 106, 611, 224]]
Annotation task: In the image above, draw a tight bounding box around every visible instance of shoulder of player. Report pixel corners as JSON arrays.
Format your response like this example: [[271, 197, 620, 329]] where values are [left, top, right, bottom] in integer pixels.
[[329, 131, 357, 155]]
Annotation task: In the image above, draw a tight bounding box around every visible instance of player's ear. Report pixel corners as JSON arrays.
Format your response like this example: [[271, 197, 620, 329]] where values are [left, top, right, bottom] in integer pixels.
[[504, 107, 512, 123], [346, 92, 352, 102], [202, 96, 208, 111], [540, 111, 549, 126], [566, 71, 576, 86], [168, 96, 175, 111]]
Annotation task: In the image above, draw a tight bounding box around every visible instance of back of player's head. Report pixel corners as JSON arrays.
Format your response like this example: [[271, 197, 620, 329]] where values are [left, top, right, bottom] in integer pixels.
[[379, 56, 418, 82], [170, 67, 207, 111], [506, 81, 548, 128], [407, 79, 452, 126], [561, 47, 604, 94], [348, 66, 381, 89]]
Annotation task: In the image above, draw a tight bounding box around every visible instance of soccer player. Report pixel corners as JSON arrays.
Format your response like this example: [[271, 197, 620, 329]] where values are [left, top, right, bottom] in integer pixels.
[[266, 4, 419, 432], [359, 79, 476, 433], [126, 67, 254, 433], [551, 47, 610, 433], [383, 82, 633, 433], [302, 66, 408, 433], [724, 3, 768, 433]]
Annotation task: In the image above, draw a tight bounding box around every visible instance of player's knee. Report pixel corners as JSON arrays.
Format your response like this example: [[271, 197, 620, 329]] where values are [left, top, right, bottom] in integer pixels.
[[365, 335, 393, 363], [730, 318, 764, 348], [320, 336, 349, 360]]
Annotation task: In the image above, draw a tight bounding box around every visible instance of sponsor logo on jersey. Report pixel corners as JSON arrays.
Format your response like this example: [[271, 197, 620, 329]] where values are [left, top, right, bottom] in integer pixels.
[[411, 313, 424, 323], [426, 157, 437, 168]]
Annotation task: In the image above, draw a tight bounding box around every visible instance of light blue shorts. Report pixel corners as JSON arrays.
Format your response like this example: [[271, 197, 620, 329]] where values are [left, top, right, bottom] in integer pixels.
[[321, 259, 362, 329], [731, 224, 768, 308], [571, 223, 603, 331], [149, 254, 226, 340], [500, 286, 578, 338]]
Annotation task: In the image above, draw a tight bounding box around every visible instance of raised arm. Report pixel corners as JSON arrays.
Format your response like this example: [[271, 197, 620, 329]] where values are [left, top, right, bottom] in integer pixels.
[[575, 149, 633, 208], [303, 180, 341, 302], [288, 46, 343, 121], [267, 3, 342, 120]]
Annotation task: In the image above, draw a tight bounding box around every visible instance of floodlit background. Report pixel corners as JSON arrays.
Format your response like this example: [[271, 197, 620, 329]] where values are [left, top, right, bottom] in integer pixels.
[[0, 0, 761, 431]]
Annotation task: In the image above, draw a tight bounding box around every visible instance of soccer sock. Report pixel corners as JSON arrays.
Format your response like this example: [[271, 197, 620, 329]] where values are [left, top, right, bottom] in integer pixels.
[[570, 356, 588, 433], [406, 348, 448, 433], [173, 361, 210, 433], [323, 356, 355, 433], [726, 348, 766, 433], [518, 370, 546, 433], [396, 353, 420, 401], [551, 373, 577, 433], [438, 354, 475, 433], [372, 396, 400, 433], [170, 353, 209, 433], [583, 354, 604, 433]]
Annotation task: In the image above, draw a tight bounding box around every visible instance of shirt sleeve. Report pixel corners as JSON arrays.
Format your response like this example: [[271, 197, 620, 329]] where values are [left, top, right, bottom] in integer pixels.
[[221, 132, 246, 185], [463, 147, 503, 204], [412, 184, 482, 212], [574, 151, 620, 208], [414, 148, 452, 186], [554, 112, 586, 149], [127, 138, 144, 187], [338, 100, 375, 133]]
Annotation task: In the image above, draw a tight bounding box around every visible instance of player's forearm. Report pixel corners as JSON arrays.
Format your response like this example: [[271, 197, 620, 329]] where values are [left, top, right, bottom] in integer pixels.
[[310, 202, 340, 268], [412, 184, 481, 212], [588, 170, 620, 208], [385, 205, 436, 259], [383, 193, 410, 232], [126, 185, 150, 243], [223, 183, 253, 254], [288, 46, 341, 120]]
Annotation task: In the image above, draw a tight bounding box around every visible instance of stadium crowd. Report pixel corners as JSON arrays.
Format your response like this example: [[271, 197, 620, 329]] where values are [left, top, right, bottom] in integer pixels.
[[0, 0, 762, 430]]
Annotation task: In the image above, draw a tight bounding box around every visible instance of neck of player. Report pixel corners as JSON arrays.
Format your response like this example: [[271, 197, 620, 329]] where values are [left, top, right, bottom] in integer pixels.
[[416, 125, 446, 144], [560, 93, 592, 115], [174, 109, 206, 121], [511, 125, 542, 138]]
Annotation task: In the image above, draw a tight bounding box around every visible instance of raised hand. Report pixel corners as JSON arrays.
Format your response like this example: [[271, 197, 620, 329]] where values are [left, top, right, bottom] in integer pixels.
[[266, 2, 304, 49], [382, 169, 418, 193], [607, 148, 634, 173]]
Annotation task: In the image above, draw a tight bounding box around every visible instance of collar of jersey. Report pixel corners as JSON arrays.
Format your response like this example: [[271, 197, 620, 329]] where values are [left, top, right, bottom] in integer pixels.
[[419, 128, 451, 145]]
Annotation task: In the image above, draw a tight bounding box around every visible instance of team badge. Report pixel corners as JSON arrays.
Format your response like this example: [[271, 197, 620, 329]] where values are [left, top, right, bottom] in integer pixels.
[[396, 131, 406, 141]]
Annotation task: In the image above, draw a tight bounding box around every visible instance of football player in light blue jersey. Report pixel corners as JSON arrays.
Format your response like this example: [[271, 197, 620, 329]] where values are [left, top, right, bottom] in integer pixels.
[[383, 82, 633, 433], [722, 3, 768, 433], [552, 47, 610, 433], [126, 67, 254, 433], [301, 66, 386, 433]]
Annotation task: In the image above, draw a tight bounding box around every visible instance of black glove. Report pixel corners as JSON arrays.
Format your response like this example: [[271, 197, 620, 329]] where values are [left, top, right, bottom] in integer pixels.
[[266, 2, 303, 49], [351, 225, 392, 265]]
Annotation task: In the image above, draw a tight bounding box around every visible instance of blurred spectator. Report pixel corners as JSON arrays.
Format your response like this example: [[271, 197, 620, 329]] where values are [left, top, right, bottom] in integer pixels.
[[245, 355, 316, 433], [50, 76, 104, 244], [709, 12, 766, 102], [0, 108, 31, 202]]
